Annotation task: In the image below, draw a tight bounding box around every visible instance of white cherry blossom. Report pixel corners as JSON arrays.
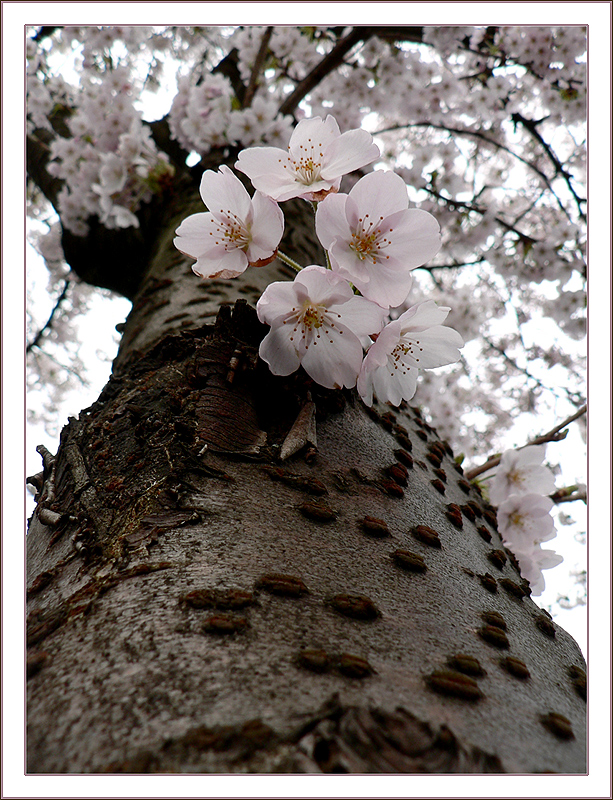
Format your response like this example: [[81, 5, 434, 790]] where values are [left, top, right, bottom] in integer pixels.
[[257, 265, 387, 390], [357, 300, 463, 406], [316, 170, 442, 307], [174, 166, 284, 280], [235, 115, 380, 202], [497, 493, 556, 551], [512, 543, 563, 596], [489, 444, 556, 505]]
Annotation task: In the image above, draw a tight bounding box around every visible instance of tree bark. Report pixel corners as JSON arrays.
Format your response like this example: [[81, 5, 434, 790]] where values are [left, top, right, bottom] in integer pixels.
[[26, 163, 586, 776]]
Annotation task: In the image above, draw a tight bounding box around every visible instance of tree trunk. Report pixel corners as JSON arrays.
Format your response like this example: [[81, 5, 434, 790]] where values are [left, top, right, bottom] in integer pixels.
[[26, 181, 586, 775]]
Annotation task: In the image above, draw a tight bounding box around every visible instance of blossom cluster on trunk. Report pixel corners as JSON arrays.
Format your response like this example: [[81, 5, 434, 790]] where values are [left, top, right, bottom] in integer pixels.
[[174, 115, 464, 405], [490, 445, 562, 595]]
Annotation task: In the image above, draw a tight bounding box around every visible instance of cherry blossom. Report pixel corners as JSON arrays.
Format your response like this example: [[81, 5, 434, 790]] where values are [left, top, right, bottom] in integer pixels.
[[257, 266, 387, 390], [489, 444, 556, 505], [315, 170, 442, 307], [357, 300, 464, 406], [235, 115, 380, 203], [497, 493, 556, 551], [512, 544, 564, 596], [174, 166, 284, 280]]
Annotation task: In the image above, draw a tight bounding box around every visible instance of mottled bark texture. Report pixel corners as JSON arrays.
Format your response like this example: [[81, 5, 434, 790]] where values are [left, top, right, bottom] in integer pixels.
[[27, 171, 586, 776]]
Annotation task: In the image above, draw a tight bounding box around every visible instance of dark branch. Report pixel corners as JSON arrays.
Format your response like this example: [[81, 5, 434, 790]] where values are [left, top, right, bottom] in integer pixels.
[[376, 121, 574, 222], [212, 47, 246, 106], [511, 112, 586, 220], [26, 281, 70, 354], [146, 116, 192, 173], [27, 132, 63, 210], [31, 26, 61, 42], [243, 27, 274, 108], [279, 27, 368, 118]]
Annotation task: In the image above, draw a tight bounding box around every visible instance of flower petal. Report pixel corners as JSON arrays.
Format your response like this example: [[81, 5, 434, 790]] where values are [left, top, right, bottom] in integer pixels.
[[300, 323, 363, 389], [199, 165, 251, 220], [342, 260, 414, 308], [191, 248, 248, 279], [331, 295, 388, 339], [398, 299, 451, 331], [257, 279, 300, 326], [259, 321, 301, 376], [314, 193, 351, 250], [400, 325, 464, 369], [235, 146, 296, 200], [346, 170, 409, 220], [321, 128, 380, 180], [294, 265, 355, 307], [247, 191, 284, 261]]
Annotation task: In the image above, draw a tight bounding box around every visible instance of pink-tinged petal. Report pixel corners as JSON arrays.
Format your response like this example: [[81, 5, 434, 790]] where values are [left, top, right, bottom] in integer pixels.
[[235, 146, 296, 200], [364, 320, 404, 367], [321, 129, 380, 180], [331, 295, 388, 339], [289, 115, 341, 152], [356, 367, 375, 407], [398, 300, 451, 331], [174, 211, 216, 240], [513, 444, 548, 466], [259, 323, 302, 376], [257, 280, 300, 326], [381, 208, 442, 267], [511, 545, 563, 596], [489, 445, 556, 505], [191, 248, 248, 279], [314, 193, 351, 249], [174, 213, 221, 259], [294, 265, 354, 307], [367, 357, 417, 406], [347, 261, 415, 308], [199, 165, 251, 220], [293, 178, 340, 203], [347, 170, 409, 220], [248, 192, 284, 259], [300, 324, 363, 389], [390, 363, 419, 405], [400, 326, 464, 369]]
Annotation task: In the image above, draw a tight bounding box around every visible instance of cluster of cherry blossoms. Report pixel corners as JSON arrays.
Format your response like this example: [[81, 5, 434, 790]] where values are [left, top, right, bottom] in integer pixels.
[[174, 115, 464, 406], [489, 444, 562, 595], [169, 73, 294, 154], [40, 65, 174, 236]]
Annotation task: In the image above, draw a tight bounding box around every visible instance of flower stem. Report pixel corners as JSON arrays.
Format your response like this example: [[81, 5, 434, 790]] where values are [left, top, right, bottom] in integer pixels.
[[276, 250, 304, 273]]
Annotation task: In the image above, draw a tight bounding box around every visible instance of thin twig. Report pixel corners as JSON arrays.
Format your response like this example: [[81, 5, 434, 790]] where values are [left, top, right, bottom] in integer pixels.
[[464, 404, 587, 481], [511, 113, 586, 220], [26, 280, 70, 353], [376, 120, 577, 223], [550, 486, 587, 504]]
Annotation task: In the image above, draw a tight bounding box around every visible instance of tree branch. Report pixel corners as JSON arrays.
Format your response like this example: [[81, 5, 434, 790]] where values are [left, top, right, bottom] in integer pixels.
[[26, 280, 70, 354], [550, 486, 587, 504], [464, 404, 587, 481], [278, 27, 368, 118], [212, 47, 246, 106], [243, 26, 274, 108], [511, 112, 586, 220], [376, 120, 577, 223]]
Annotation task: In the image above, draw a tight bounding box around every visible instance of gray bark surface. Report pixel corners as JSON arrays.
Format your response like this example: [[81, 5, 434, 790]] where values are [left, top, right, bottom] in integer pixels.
[[26, 174, 586, 776]]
